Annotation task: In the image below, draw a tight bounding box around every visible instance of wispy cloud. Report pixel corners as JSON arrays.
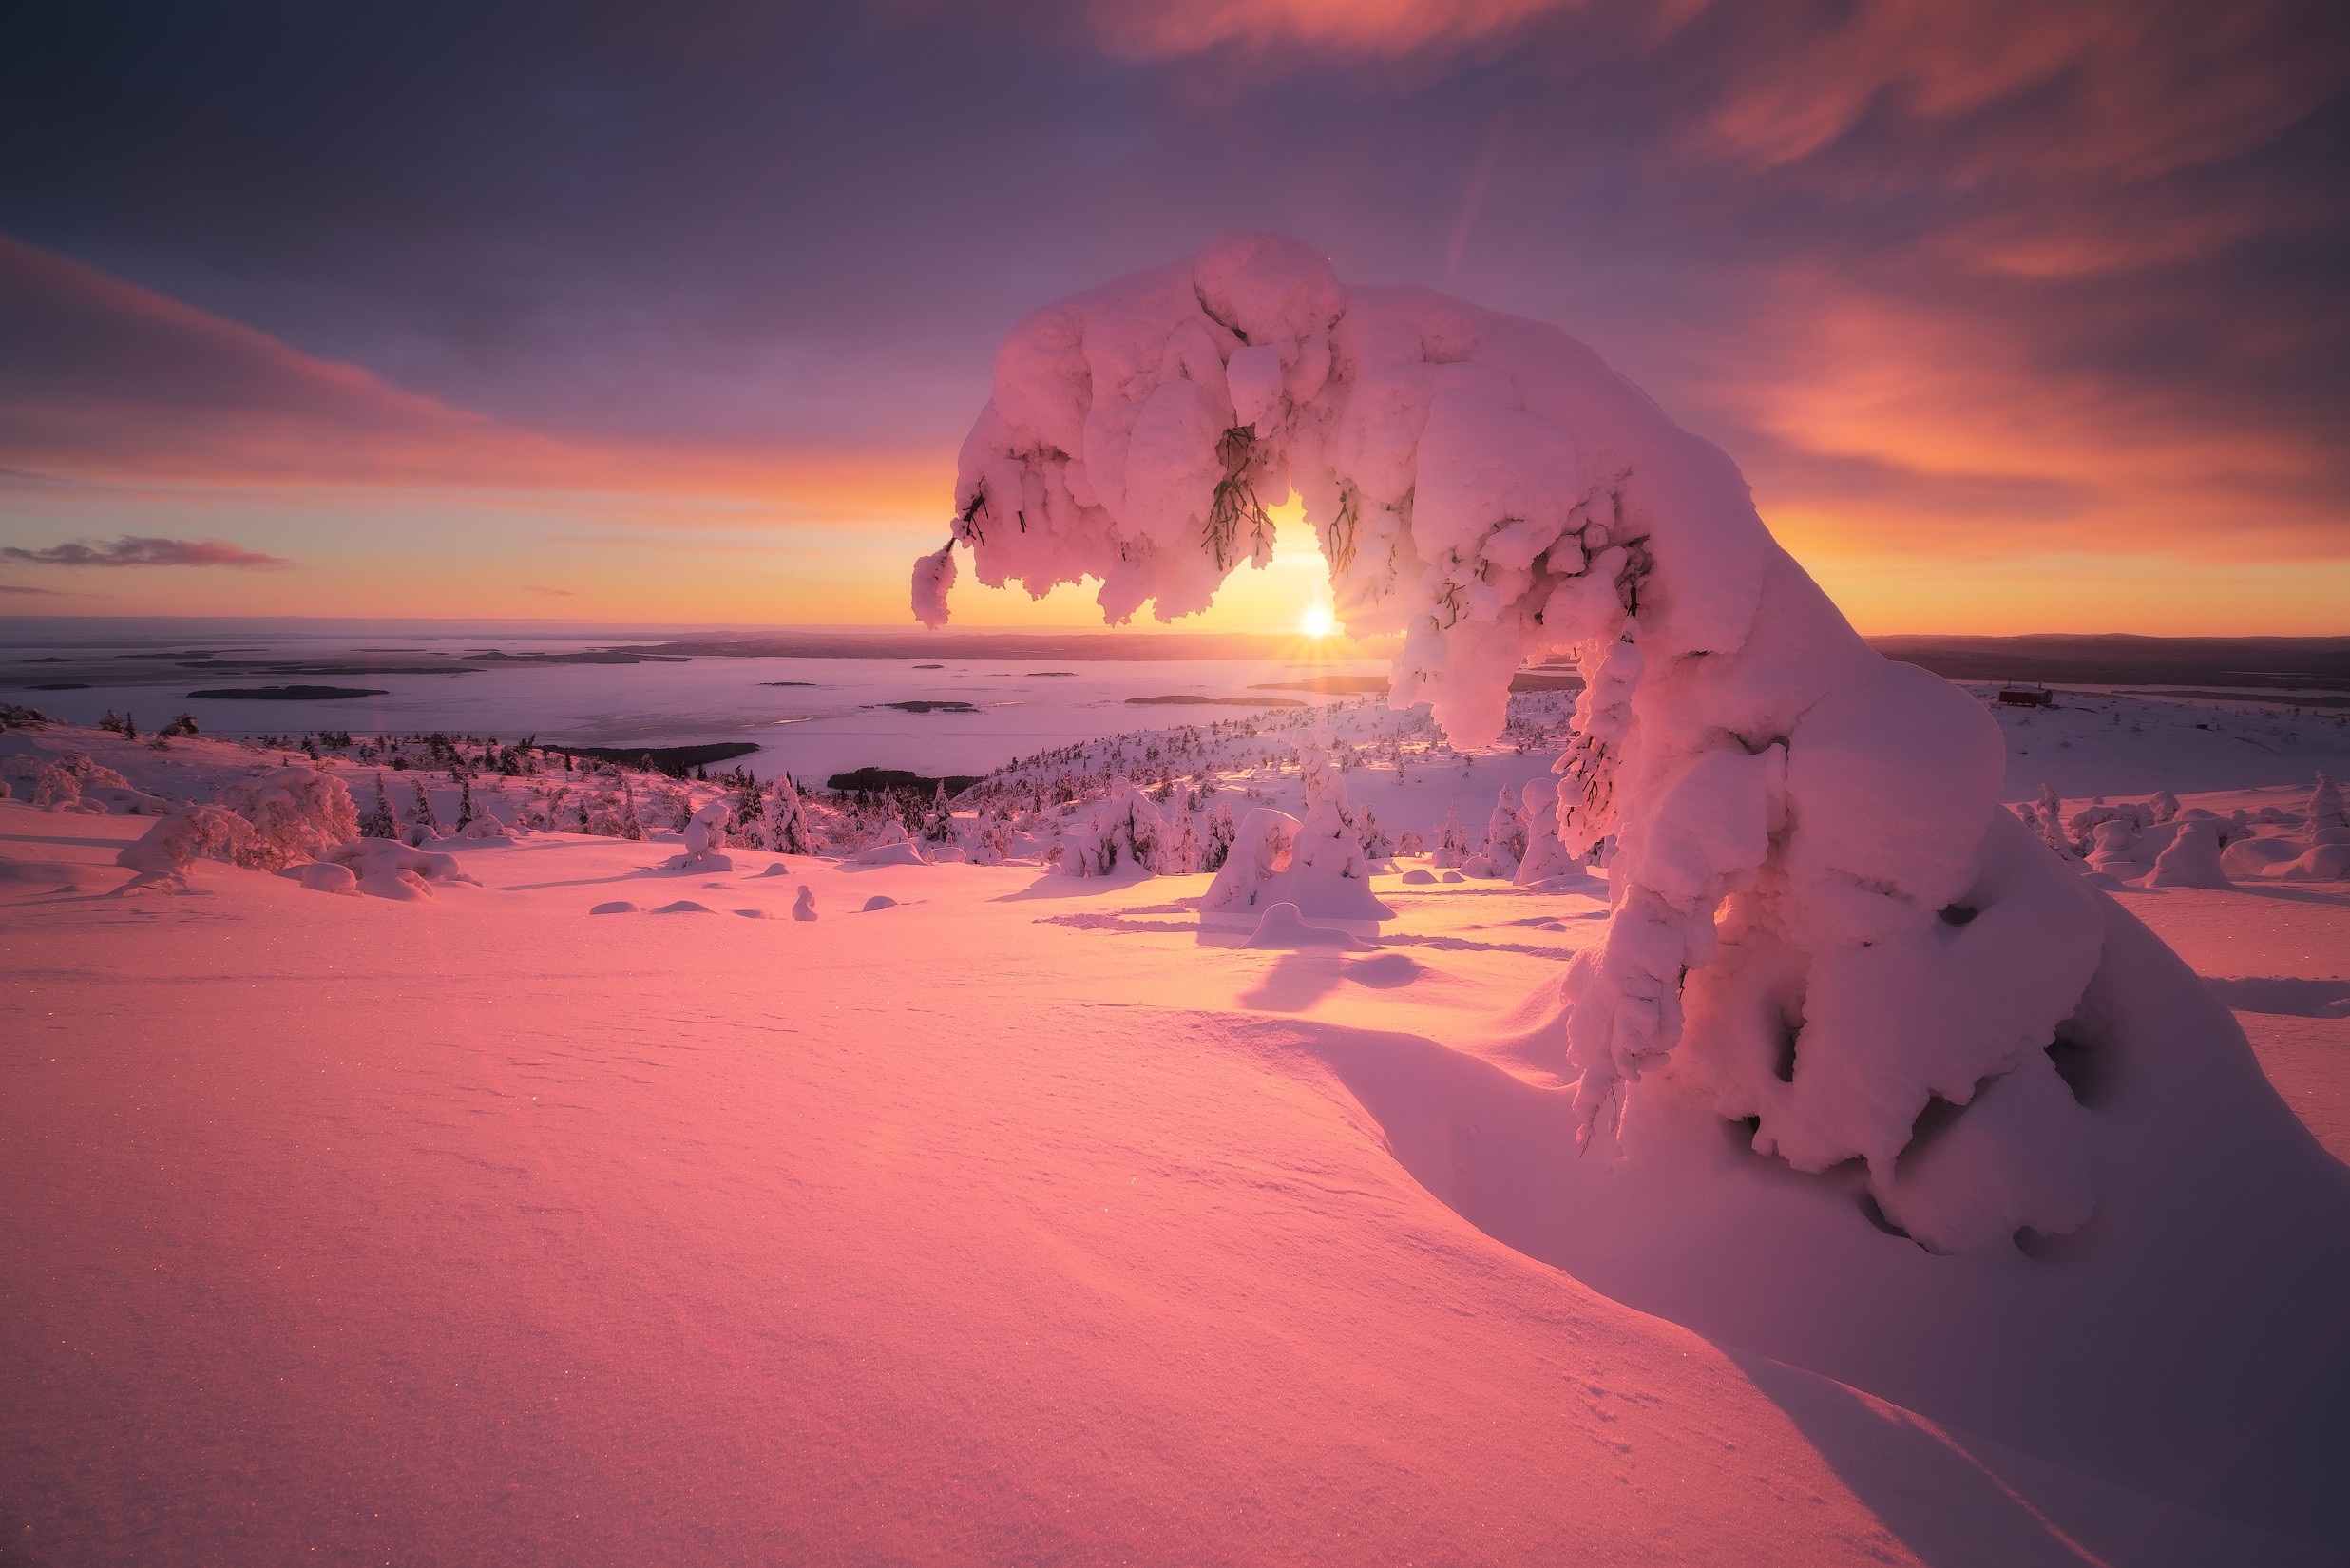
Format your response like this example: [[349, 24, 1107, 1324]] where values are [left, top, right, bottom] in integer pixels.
[[0, 535, 292, 568], [0, 582, 83, 595], [522, 584, 577, 597]]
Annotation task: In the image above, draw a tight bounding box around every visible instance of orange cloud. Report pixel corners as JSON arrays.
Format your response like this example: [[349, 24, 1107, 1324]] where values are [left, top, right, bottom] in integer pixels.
[[1691, 2, 2347, 184], [1089, 0, 1567, 60]]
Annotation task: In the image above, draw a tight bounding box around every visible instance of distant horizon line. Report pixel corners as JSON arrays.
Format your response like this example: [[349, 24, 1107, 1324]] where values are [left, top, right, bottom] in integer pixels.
[[2, 614, 2346, 642]]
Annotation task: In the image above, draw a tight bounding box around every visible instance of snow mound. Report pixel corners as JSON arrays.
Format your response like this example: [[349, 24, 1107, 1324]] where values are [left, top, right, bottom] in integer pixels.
[[321, 839, 482, 901], [1242, 902, 1373, 950], [2146, 820, 2231, 888], [862, 895, 898, 911], [1199, 747, 1393, 920], [650, 900, 713, 914], [590, 900, 640, 915], [1399, 868, 1438, 885], [281, 862, 358, 896]]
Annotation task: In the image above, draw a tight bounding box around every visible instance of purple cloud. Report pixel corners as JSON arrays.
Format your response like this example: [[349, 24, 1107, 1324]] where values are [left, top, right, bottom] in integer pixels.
[[0, 535, 292, 569]]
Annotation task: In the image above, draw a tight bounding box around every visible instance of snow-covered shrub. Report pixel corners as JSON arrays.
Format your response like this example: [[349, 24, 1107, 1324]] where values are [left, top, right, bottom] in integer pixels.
[[1515, 775, 1584, 884], [924, 231, 2143, 1253], [406, 779, 444, 845], [1432, 802, 1470, 869], [116, 808, 256, 892], [1200, 808, 1297, 913], [30, 754, 128, 813], [2146, 821, 2230, 889], [360, 775, 400, 840], [1072, 776, 1165, 876], [1466, 784, 1524, 878], [220, 766, 360, 871], [848, 816, 925, 867], [763, 774, 816, 856], [1200, 748, 1392, 919], [1201, 800, 1237, 872], [1395, 828, 1426, 857], [675, 799, 736, 871], [2310, 772, 2346, 835]]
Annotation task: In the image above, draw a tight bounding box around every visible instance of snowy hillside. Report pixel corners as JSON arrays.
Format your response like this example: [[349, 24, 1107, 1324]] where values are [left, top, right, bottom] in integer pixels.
[[3, 698, 2347, 1562]]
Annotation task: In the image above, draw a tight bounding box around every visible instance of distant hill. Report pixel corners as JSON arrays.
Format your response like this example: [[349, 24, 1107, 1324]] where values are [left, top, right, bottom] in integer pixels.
[[1865, 634, 2350, 692]]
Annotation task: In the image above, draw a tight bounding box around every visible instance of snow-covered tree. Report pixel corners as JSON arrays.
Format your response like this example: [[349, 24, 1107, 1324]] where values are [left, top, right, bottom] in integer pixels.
[[676, 799, 735, 870], [2311, 772, 2346, 834], [117, 808, 256, 892], [220, 766, 360, 871], [362, 774, 399, 840], [618, 781, 646, 842], [764, 773, 815, 856], [406, 779, 443, 846], [1515, 776, 1583, 884], [1395, 828, 1426, 857], [455, 776, 476, 832], [1062, 777, 1164, 877], [2034, 784, 2074, 860], [1200, 745, 1391, 919], [1433, 802, 1471, 869], [1201, 799, 1237, 872], [916, 231, 2152, 1253], [1474, 784, 1525, 878], [922, 783, 958, 844]]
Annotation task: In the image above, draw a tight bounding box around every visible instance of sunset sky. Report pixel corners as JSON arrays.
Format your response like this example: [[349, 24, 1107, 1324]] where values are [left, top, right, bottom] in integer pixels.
[[3, 0, 2345, 634]]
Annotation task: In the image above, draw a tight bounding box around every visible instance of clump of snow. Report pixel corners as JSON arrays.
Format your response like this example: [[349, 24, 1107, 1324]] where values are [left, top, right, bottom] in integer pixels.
[[2147, 820, 2232, 889], [849, 817, 926, 867], [1199, 745, 1392, 920], [792, 885, 817, 921], [1242, 902, 1373, 949], [671, 799, 736, 872], [283, 862, 358, 896], [1514, 775, 1584, 884], [319, 838, 481, 902]]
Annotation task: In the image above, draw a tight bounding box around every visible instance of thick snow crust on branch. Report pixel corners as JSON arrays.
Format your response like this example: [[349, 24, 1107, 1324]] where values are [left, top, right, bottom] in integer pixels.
[[930, 232, 2115, 1253]]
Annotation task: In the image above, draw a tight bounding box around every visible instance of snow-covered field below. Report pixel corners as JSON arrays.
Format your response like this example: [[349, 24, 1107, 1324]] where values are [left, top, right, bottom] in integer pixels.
[[4, 703, 2347, 1565]]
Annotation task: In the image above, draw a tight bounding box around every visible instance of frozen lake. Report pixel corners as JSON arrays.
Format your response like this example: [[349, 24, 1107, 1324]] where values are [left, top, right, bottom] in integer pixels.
[[1, 621, 1389, 783]]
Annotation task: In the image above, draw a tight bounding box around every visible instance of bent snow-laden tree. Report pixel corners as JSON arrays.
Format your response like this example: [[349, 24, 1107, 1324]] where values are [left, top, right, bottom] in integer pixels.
[[916, 231, 2107, 1256], [914, 233, 2350, 1541]]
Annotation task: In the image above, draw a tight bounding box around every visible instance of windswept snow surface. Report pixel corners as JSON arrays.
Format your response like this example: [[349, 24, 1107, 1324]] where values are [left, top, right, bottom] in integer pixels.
[[4, 789, 2342, 1565]]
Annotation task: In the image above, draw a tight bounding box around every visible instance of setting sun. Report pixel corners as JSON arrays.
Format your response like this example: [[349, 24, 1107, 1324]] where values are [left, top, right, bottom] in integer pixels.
[[1299, 604, 1335, 638]]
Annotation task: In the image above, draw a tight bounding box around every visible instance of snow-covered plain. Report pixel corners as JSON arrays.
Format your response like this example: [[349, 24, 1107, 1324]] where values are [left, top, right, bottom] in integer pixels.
[[2, 700, 2345, 1565]]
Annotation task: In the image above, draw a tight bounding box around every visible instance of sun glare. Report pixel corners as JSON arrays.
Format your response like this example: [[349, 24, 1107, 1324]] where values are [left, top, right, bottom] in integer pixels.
[[1299, 604, 1336, 638]]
